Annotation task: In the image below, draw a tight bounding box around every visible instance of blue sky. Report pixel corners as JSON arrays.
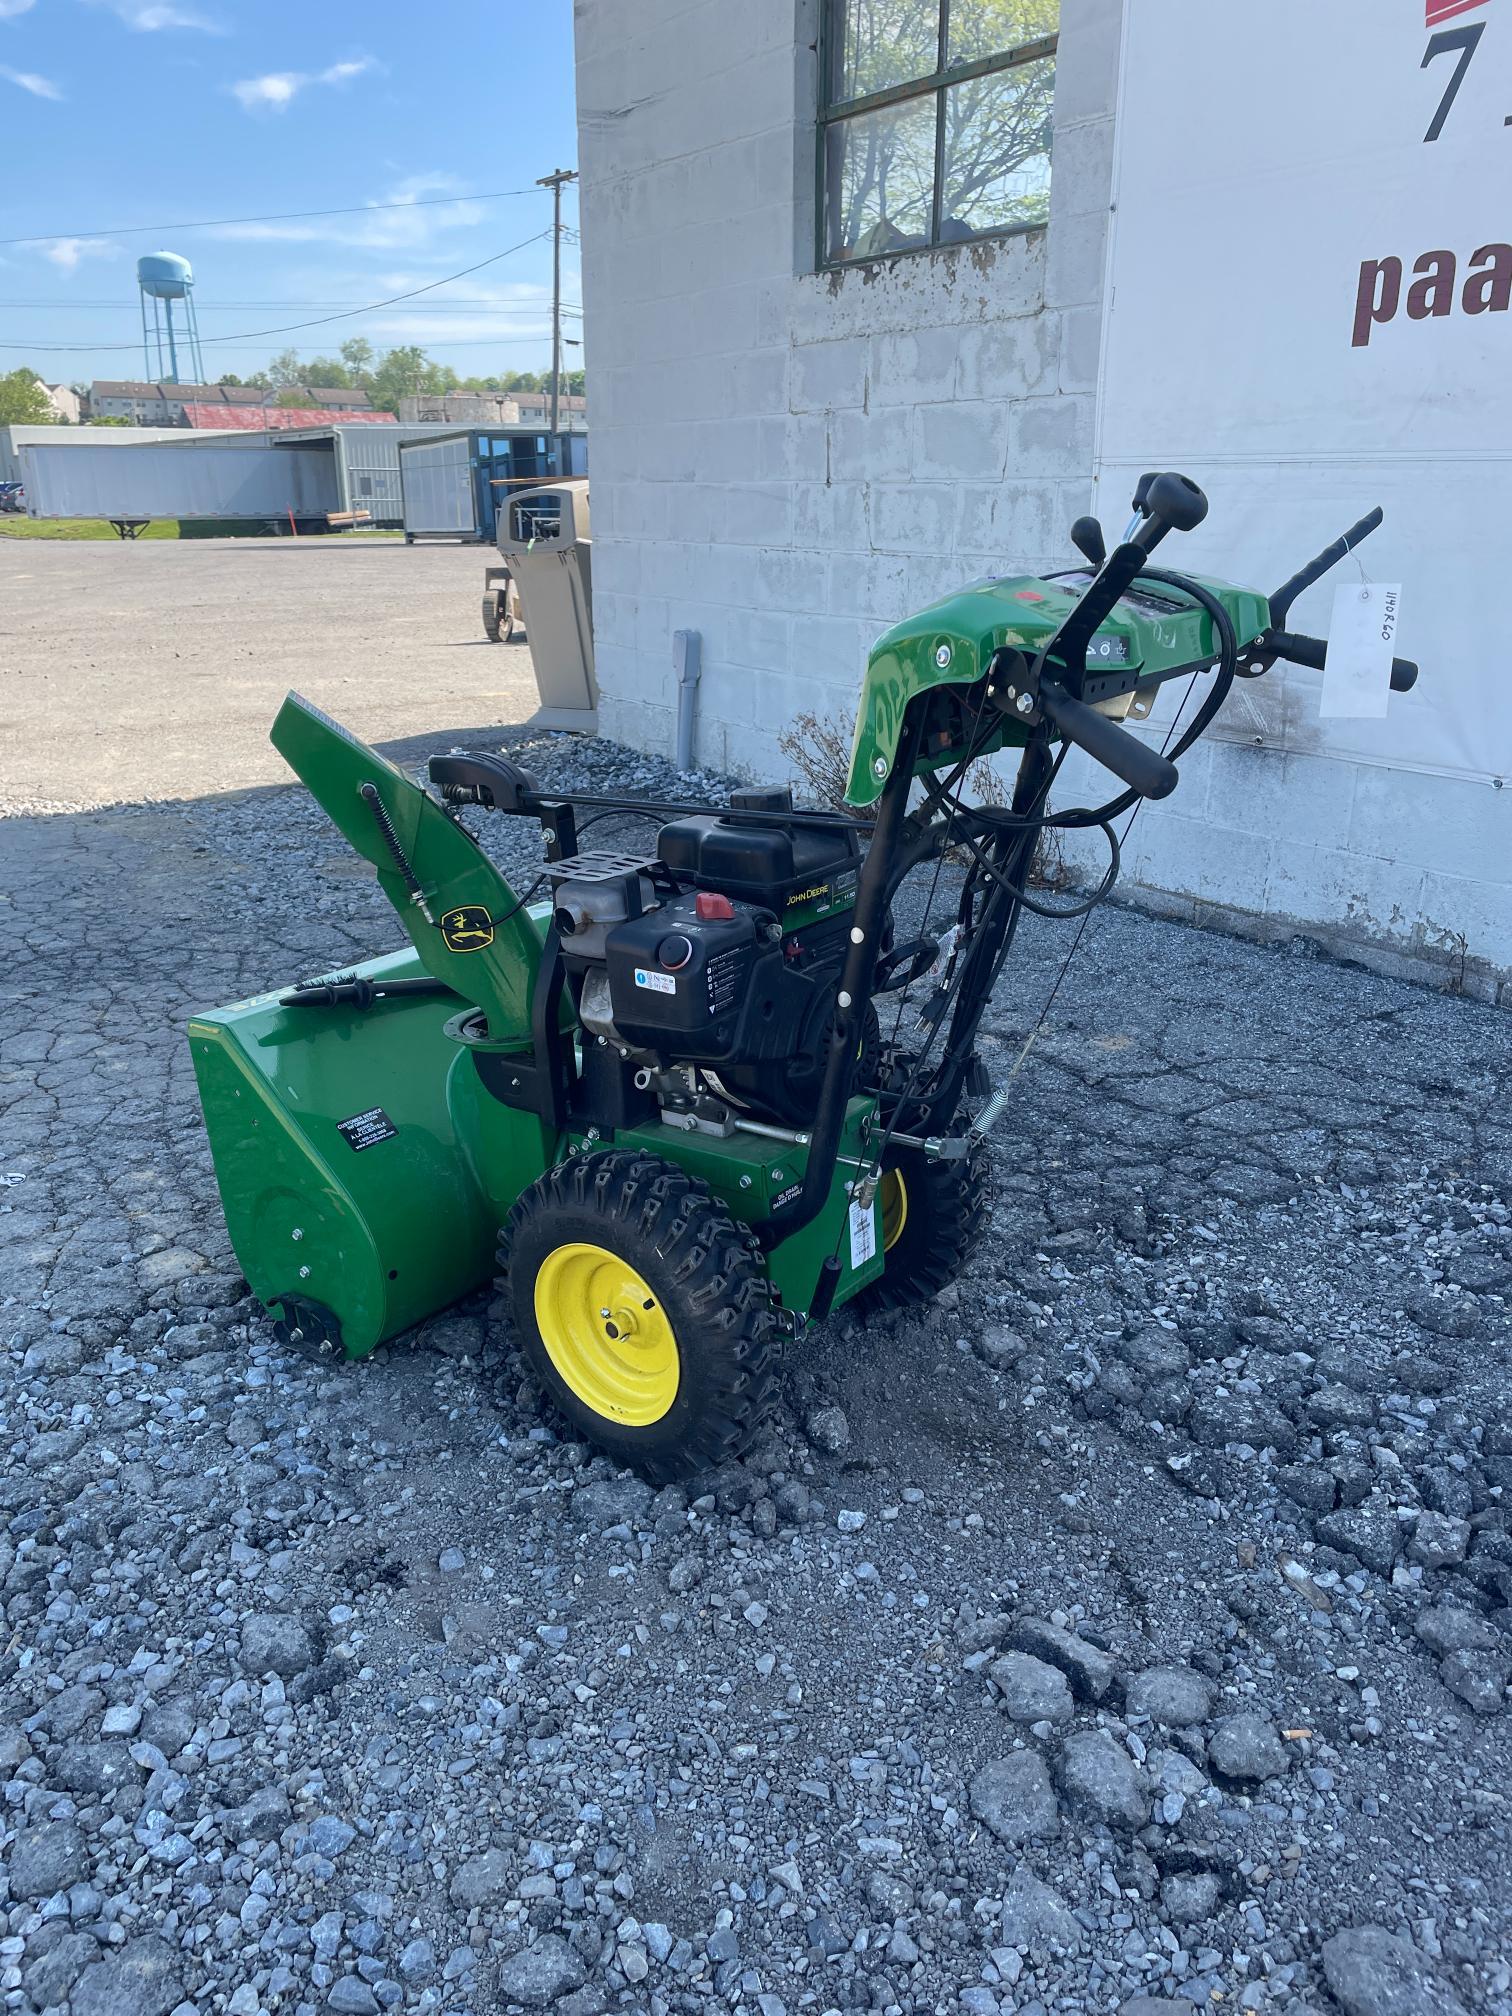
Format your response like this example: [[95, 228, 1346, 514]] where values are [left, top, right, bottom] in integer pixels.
[[0, 0, 581, 386]]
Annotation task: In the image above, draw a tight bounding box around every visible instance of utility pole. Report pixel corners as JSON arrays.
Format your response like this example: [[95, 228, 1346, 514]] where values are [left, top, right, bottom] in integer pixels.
[[537, 167, 578, 449]]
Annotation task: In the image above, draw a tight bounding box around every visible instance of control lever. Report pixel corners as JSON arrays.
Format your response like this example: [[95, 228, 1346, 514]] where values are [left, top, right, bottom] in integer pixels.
[[1130, 472, 1209, 554], [1070, 516, 1107, 568], [1037, 679, 1180, 799]]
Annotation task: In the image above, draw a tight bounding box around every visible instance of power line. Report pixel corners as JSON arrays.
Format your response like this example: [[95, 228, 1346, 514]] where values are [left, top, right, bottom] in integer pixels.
[[0, 298, 584, 316], [0, 231, 556, 352], [0, 186, 563, 250]]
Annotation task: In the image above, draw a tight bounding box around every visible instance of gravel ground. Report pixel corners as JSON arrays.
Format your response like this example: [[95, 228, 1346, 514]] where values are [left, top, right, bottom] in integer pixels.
[[2, 700, 1510, 2016]]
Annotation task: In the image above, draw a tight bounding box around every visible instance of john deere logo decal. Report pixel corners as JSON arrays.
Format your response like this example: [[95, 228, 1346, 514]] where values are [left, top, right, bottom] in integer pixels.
[[440, 905, 494, 952]]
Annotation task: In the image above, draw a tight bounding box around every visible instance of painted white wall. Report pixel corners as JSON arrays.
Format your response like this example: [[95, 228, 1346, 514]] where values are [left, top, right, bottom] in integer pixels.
[[575, 0, 1117, 758], [573, 0, 1509, 1001]]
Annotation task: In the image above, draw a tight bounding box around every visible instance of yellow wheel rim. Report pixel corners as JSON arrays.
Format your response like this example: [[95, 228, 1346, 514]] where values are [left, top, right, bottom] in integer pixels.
[[533, 1242, 679, 1426], [880, 1168, 909, 1253]]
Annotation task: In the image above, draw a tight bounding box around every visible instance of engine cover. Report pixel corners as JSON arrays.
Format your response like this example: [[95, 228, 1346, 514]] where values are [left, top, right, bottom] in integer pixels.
[[603, 891, 868, 1125], [603, 891, 782, 1060]]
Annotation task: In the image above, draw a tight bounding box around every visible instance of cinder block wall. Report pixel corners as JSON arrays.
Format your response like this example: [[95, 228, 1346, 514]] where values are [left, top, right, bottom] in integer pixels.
[[574, 0, 1118, 775], [573, 0, 1510, 1000]]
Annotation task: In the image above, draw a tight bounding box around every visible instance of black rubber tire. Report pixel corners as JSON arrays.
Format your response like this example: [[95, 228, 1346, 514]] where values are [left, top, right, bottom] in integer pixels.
[[481, 592, 502, 643], [500, 1149, 779, 1481], [851, 1123, 992, 1316]]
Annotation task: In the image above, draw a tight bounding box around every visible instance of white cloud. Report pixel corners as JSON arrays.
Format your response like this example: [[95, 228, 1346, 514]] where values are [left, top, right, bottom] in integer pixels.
[[39, 237, 119, 271], [232, 70, 298, 109], [0, 1, 38, 21], [1, 62, 61, 96], [231, 54, 374, 113], [78, 0, 224, 26]]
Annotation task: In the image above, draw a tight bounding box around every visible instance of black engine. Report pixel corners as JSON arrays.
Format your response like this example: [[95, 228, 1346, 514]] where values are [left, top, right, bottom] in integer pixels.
[[547, 791, 872, 1126]]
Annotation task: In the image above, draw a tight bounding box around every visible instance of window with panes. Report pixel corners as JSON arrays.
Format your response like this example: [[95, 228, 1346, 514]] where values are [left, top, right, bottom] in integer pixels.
[[818, 0, 1058, 267]]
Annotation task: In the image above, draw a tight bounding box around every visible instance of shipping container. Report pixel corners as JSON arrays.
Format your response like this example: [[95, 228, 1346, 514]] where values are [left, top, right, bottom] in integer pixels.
[[20, 441, 338, 523], [398, 430, 572, 543]]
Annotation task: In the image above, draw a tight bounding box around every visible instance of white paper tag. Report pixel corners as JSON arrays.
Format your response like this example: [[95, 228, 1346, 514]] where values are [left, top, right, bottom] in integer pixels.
[[848, 1199, 877, 1269], [1320, 583, 1400, 719]]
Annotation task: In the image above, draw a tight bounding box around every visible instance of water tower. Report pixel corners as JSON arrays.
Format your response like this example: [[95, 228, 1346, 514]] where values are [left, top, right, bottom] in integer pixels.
[[138, 251, 205, 385]]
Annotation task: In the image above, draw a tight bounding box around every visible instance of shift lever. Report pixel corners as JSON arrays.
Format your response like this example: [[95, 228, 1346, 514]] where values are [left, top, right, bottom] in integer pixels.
[[1129, 472, 1209, 554], [1070, 515, 1107, 568]]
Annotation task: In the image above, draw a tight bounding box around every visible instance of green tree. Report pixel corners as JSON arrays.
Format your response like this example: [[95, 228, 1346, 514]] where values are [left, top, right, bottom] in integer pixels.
[[267, 347, 305, 389], [274, 388, 310, 408], [0, 370, 58, 425], [217, 373, 244, 387], [368, 345, 429, 413], [419, 358, 460, 396], [302, 355, 353, 390], [339, 336, 375, 382], [87, 414, 133, 427]]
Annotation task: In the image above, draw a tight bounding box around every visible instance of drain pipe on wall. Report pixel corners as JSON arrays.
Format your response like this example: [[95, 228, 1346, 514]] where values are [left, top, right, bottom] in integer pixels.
[[673, 628, 701, 773]]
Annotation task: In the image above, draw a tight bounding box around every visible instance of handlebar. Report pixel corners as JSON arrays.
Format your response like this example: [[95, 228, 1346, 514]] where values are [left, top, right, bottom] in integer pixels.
[[1269, 510, 1383, 626], [1261, 627, 1418, 693], [1038, 679, 1180, 799]]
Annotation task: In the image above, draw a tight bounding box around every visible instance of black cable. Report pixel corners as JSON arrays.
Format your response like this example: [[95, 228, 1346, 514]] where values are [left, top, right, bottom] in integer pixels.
[[0, 186, 552, 249], [1051, 569, 1239, 829], [987, 668, 1204, 1090], [0, 230, 553, 352], [957, 813, 1122, 920], [854, 729, 1069, 1212], [571, 807, 664, 839], [491, 873, 548, 925]]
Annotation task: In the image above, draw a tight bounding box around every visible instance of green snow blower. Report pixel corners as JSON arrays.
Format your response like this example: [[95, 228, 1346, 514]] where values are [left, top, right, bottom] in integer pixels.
[[190, 474, 1419, 1479]]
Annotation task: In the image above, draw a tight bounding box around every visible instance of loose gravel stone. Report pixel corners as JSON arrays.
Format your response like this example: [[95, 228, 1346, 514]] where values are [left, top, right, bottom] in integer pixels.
[[1440, 1647, 1510, 1715], [989, 1649, 1075, 1724], [1121, 1664, 1214, 1727], [1000, 1868, 1082, 1950], [1407, 1511, 1471, 1568], [970, 1751, 1061, 1843], [9, 1820, 89, 1899], [1006, 1616, 1117, 1701], [238, 1610, 315, 1677], [449, 1847, 512, 1907], [1321, 1924, 1471, 2016], [1316, 1506, 1404, 1577], [805, 1404, 850, 1452], [1057, 1729, 1150, 1830], [496, 1934, 587, 2007], [1208, 1712, 1290, 1782], [70, 1939, 184, 2016], [1161, 1870, 1223, 1923]]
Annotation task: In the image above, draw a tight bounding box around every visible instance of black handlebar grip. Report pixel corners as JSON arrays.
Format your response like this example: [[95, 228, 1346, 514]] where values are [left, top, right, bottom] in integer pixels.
[[1038, 680, 1180, 799], [1262, 629, 1418, 691]]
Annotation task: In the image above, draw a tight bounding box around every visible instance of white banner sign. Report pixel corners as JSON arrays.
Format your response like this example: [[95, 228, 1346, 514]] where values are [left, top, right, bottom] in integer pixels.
[[1094, 0, 1510, 784]]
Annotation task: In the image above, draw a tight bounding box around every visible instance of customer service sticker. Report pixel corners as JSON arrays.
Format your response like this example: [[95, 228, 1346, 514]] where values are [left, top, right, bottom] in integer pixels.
[[634, 968, 676, 994], [1321, 583, 1400, 719]]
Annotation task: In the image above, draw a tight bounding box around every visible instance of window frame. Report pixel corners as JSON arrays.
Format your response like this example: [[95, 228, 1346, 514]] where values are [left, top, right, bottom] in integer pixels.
[[815, 0, 1058, 271]]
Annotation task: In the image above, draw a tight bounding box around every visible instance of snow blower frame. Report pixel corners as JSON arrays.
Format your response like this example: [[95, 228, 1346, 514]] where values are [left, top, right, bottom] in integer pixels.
[[189, 472, 1419, 1478]]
